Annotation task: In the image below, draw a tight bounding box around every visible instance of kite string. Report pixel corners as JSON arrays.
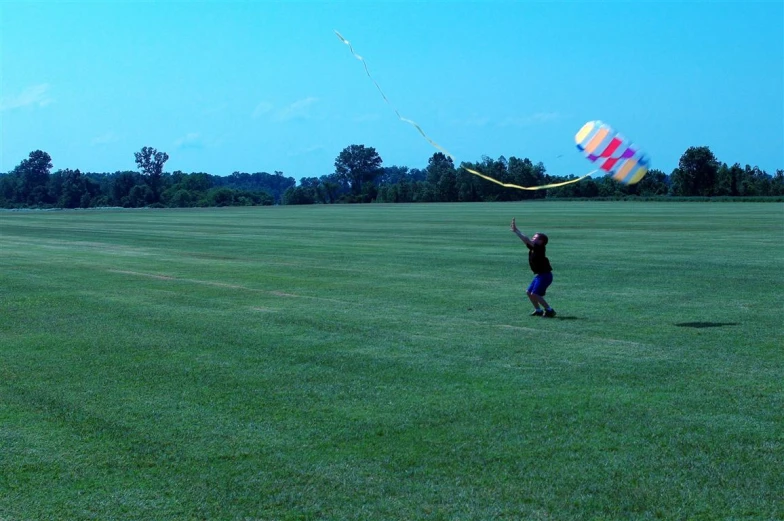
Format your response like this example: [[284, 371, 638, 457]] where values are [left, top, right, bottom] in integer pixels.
[[334, 31, 456, 160], [334, 30, 595, 191]]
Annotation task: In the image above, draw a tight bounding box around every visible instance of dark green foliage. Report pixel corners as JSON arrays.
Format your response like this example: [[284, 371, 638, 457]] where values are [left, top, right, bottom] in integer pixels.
[[51, 169, 100, 208], [134, 146, 169, 203], [0, 144, 780, 209], [1, 150, 54, 206], [211, 171, 295, 204], [334, 144, 383, 195], [671, 146, 721, 196]]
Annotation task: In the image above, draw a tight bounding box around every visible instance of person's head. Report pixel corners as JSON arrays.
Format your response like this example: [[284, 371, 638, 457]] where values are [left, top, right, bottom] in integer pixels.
[[532, 232, 548, 246]]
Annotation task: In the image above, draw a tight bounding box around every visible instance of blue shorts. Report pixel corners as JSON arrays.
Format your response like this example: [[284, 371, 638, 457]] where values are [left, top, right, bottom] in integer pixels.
[[527, 272, 553, 297]]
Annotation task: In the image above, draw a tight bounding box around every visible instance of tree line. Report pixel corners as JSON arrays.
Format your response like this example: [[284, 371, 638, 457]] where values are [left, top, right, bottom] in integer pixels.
[[1, 144, 781, 209], [286, 144, 783, 204], [0, 147, 294, 209]]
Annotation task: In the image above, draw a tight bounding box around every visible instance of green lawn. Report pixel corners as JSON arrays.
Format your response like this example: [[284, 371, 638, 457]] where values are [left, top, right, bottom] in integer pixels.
[[1, 202, 781, 520]]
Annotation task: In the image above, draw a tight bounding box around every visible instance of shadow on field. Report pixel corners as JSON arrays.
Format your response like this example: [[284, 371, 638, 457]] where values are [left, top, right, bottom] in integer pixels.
[[554, 316, 582, 320], [675, 321, 740, 328]]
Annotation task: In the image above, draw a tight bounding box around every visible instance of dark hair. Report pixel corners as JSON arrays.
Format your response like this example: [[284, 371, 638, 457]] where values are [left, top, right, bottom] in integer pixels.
[[537, 233, 548, 245]]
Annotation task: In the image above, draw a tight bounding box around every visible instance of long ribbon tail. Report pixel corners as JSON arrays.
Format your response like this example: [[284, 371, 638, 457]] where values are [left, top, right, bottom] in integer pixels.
[[334, 31, 458, 160], [335, 30, 589, 191], [463, 167, 597, 191]]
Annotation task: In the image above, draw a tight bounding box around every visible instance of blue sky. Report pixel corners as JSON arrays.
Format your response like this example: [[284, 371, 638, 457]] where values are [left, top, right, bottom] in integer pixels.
[[1, 1, 782, 182]]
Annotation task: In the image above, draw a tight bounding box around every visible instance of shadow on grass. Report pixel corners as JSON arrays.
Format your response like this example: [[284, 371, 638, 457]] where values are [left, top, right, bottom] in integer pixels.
[[675, 321, 740, 328], [554, 316, 582, 320]]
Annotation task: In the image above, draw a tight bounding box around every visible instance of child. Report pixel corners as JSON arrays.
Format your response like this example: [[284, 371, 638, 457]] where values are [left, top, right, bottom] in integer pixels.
[[510, 217, 556, 317]]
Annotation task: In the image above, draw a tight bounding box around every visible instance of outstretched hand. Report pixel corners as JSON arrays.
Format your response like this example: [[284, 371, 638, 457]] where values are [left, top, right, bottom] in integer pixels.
[[510, 217, 517, 232]]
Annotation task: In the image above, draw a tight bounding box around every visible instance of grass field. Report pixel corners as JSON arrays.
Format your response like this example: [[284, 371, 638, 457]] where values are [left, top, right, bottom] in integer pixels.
[[1, 201, 782, 520]]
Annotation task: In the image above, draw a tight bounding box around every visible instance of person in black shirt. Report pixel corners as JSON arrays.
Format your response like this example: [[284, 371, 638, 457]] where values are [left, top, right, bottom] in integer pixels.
[[511, 217, 556, 317]]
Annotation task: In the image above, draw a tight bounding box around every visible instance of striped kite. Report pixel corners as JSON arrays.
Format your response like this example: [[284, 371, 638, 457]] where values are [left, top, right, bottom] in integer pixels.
[[575, 120, 650, 185]]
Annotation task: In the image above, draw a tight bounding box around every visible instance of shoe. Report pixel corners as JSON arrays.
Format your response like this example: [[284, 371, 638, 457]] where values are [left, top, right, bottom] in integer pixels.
[[530, 310, 544, 316], [544, 309, 556, 318]]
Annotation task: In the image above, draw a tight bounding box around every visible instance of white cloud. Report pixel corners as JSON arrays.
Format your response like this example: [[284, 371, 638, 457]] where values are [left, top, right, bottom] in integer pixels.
[[287, 144, 326, 157], [253, 97, 319, 122], [252, 101, 273, 119], [452, 115, 491, 127], [174, 132, 205, 149], [353, 113, 381, 123], [451, 112, 562, 128], [91, 132, 120, 146], [0, 84, 54, 111], [529, 111, 562, 123], [203, 102, 228, 116], [274, 97, 318, 122], [498, 111, 563, 127]]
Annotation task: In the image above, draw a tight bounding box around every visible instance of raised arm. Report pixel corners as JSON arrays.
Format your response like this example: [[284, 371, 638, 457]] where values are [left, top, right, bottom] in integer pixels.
[[510, 218, 534, 247]]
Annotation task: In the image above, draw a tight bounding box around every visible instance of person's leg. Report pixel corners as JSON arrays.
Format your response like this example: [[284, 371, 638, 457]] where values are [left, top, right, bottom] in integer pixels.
[[527, 292, 543, 315], [532, 294, 551, 309], [527, 276, 544, 315], [533, 273, 556, 317]]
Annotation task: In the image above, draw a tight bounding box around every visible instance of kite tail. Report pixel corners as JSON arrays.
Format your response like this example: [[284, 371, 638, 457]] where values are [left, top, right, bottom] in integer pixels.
[[335, 30, 591, 191]]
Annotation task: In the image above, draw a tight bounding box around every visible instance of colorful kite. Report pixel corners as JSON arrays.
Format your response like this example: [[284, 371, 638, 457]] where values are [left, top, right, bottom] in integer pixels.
[[575, 120, 650, 185]]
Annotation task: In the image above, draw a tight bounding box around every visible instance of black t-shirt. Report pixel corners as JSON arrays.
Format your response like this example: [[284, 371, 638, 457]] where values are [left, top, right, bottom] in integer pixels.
[[527, 243, 552, 274]]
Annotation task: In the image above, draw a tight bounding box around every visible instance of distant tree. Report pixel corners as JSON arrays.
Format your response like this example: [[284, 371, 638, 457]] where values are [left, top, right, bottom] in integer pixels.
[[128, 184, 154, 207], [506, 157, 542, 200], [426, 154, 459, 202], [169, 189, 195, 208], [134, 146, 169, 202], [483, 156, 512, 202], [772, 170, 784, 195], [634, 168, 670, 196], [403, 168, 423, 183], [9, 150, 53, 205], [377, 165, 410, 186], [739, 165, 773, 196], [436, 168, 458, 202], [208, 188, 237, 207], [395, 178, 411, 202], [83, 172, 116, 201], [455, 168, 481, 202], [282, 185, 317, 205], [111, 171, 141, 206], [594, 175, 623, 197], [298, 177, 322, 204], [671, 146, 720, 196], [54, 169, 89, 208], [579, 178, 600, 198], [268, 171, 297, 203], [318, 173, 345, 204], [715, 163, 733, 196], [424, 153, 455, 186], [334, 144, 383, 196], [0, 175, 12, 207], [185, 172, 213, 192]]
